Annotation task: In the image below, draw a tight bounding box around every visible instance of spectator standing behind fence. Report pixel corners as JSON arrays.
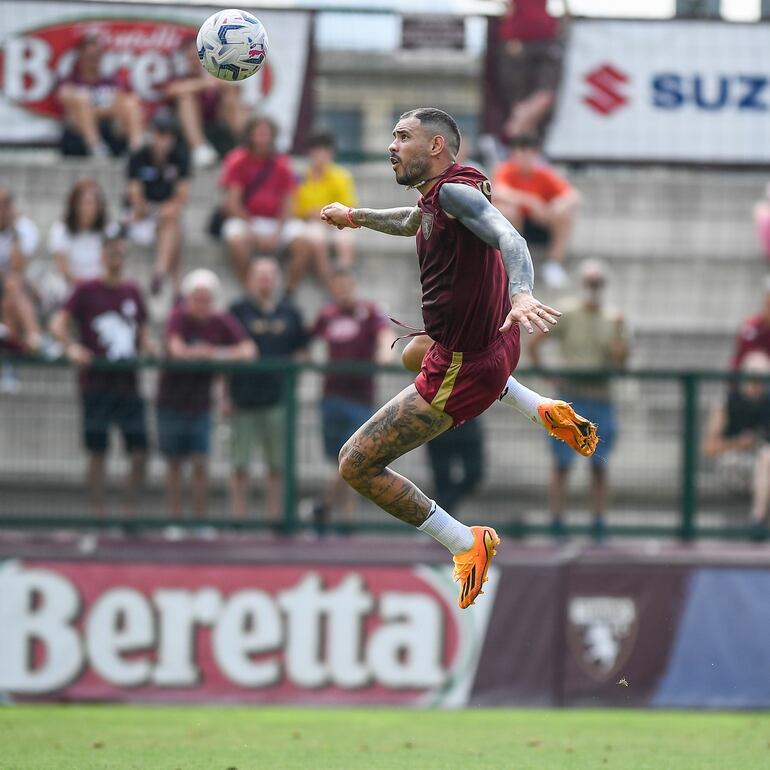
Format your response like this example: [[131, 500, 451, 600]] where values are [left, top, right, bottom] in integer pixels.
[[219, 117, 309, 288], [293, 132, 358, 284], [312, 269, 393, 531], [0, 189, 41, 355], [493, 134, 579, 289], [48, 179, 108, 290], [704, 351, 770, 541], [56, 33, 144, 158], [732, 275, 770, 369], [164, 35, 248, 169], [529, 260, 628, 541], [426, 418, 485, 513], [495, 0, 563, 140], [50, 224, 153, 518], [157, 270, 256, 526], [226, 258, 308, 526], [125, 111, 190, 297]]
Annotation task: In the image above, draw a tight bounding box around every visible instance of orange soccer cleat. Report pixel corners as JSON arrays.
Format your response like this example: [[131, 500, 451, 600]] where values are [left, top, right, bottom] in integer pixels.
[[452, 526, 500, 609], [537, 399, 599, 457]]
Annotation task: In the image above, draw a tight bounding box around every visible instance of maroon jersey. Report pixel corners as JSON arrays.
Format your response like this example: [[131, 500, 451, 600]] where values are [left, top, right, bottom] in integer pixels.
[[157, 307, 246, 413], [416, 164, 510, 352], [314, 301, 388, 406], [63, 279, 146, 393], [732, 314, 770, 369]]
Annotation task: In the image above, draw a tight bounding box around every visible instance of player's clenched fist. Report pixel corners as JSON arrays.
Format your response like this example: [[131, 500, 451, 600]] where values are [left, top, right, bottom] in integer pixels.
[[320, 202, 356, 230]]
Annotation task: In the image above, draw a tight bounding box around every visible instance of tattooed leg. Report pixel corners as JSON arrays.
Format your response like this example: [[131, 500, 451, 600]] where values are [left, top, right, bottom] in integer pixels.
[[338, 384, 453, 526]]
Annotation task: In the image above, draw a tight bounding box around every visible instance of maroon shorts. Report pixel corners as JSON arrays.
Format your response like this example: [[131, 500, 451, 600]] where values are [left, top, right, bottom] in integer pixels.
[[414, 330, 521, 425]]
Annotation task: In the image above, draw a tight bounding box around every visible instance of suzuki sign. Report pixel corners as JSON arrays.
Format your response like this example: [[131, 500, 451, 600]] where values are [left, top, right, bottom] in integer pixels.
[[546, 20, 770, 163], [0, 2, 309, 147]]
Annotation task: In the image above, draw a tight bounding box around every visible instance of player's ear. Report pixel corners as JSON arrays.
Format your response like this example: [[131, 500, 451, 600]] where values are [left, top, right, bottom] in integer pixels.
[[430, 135, 444, 157]]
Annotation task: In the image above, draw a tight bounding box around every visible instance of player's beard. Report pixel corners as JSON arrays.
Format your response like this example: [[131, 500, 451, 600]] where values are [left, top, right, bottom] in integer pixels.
[[393, 155, 430, 187]]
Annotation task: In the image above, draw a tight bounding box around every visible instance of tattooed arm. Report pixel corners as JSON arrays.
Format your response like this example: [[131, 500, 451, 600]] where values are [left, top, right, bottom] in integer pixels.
[[320, 202, 422, 236], [438, 182, 561, 334]]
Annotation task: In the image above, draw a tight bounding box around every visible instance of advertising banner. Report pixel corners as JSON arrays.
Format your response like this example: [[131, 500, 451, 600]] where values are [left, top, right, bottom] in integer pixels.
[[0, 560, 498, 705], [0, 1, 311, 147], [546, 20, 770, 164]]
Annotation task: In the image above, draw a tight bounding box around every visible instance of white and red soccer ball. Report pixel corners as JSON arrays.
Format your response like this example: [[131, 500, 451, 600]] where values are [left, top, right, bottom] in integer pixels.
[[196, 9, 268, 82]]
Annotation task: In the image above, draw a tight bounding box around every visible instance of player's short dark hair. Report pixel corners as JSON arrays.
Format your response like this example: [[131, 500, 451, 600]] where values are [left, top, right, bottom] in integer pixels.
[[399, 107, 461, 156], [307, 131, 336, 152]]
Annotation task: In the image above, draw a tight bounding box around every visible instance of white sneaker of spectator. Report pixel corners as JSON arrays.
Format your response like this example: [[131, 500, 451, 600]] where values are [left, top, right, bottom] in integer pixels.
[[192, 143, 218, 169], [90, 142, 111, 159], [163, 525, 186, 541], [0, 363, 19, 395], [542, 259, 569, 289]]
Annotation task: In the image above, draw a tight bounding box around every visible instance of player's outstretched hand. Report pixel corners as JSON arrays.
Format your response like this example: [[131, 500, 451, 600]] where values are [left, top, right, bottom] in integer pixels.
[[501, 292, 561, 335], [320, 202, 353, 230]]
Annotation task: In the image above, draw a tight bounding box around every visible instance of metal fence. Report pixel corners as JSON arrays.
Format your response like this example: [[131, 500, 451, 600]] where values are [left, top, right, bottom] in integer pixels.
[[0, 356, 762, 539]]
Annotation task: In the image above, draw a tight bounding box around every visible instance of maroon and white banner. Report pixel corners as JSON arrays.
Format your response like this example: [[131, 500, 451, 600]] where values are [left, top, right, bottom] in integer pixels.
[[0, 1, 312, 148], [0, 560, 498, 705]]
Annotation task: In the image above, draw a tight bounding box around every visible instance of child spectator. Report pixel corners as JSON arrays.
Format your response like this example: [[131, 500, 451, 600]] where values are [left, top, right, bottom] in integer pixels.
[[0, 188, 41, 353], [493, 134, 579, 288], [293, 132, 358, 286], [56, 33, 143, 157], [165, 35, 247, 168], [49, 224, 153, 517], [157, 269, 256, 523], [48, 179, 108, 288], [312, 269, 393, 530], [220, 117, 310, 287], [125, 110, 190, 296], [227, 257, 308, 525]]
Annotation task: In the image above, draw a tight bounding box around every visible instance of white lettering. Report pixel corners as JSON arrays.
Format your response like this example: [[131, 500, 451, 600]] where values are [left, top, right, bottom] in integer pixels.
[[4, 38, 53, 101]]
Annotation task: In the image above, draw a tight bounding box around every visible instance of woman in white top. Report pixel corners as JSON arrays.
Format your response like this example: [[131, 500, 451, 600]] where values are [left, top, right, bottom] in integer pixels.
[[48, 178, 107, 285]]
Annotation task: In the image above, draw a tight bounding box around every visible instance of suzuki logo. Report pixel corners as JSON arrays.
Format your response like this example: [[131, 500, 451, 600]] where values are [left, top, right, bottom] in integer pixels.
[[583, 64, 629, 116]]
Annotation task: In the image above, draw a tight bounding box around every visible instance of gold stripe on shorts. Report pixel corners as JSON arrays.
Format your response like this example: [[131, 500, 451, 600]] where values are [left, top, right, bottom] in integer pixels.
[[430, 351, 463, 412]]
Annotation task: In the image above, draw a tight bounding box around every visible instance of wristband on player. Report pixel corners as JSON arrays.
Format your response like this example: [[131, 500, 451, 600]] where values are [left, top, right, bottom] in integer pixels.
[[346, 208, 360, 229]]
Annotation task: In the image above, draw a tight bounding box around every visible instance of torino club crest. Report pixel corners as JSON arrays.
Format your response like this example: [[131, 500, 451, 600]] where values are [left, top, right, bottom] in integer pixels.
[[567, 595, 638, 680], [421, 212, 434, 239]]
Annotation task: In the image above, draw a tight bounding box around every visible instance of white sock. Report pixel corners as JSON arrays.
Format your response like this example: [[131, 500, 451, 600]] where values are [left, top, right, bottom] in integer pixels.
[[418, 500, 475, 554], [498, 375, 546, 424]]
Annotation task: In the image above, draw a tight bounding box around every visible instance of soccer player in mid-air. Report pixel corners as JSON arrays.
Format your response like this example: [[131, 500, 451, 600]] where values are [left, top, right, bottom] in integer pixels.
[[321, 108, 597, 608]]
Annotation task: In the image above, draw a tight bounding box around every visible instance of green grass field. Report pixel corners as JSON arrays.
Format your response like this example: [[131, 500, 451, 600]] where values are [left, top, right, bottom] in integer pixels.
[[1, 706, 768, 770]]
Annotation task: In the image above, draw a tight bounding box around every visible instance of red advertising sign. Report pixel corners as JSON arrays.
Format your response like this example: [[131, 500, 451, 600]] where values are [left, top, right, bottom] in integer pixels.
[[0, 561, 492, 705]]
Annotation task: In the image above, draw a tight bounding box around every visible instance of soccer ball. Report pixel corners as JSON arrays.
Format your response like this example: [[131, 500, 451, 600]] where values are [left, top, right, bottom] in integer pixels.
[[196, 9, 268, 82]]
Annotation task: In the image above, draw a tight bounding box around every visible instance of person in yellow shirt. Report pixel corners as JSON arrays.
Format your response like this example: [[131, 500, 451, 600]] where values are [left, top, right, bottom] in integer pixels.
[[291, 132, 357, 289]]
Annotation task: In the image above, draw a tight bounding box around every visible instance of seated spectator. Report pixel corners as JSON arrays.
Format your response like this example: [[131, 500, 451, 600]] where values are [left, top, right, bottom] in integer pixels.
[[293, 132, 357, 284], [165, 35, 247, 168], [494, 0, 562, 140], [732, 275, 770, 369], [227, 258, 308, 525], [157, 269, 256, 523], [220, 117, 309, 288], [427, 418, 485, 513], [755, 184, 770, 262], [0, 188, 41, 353], [125, 111, 189, 296], [49, 224, 152, 517], [56, 33, 143, 157], [312, 269, 393, 531], [529, 259, 629, 541], [704, 351, 770, 540], [493, 134, 579, 288], [48, 179, 108, 289]]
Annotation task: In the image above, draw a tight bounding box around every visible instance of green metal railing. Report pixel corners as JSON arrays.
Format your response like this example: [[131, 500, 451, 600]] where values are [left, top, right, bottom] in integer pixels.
[[0, 355, 762, 539]]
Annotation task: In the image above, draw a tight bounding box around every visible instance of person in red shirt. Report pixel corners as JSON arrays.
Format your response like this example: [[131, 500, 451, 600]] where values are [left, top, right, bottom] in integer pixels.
[[732, 276, 770, 369], [312, 269, 393, 528], [157, 269, 256, 524], [50, 224, 154, 517], [220, 117, 310, 288], [321, 108, 597, 609], [493, 133, 580, 288], [56, 33, 144, 157], [494, 0, 563, 138]]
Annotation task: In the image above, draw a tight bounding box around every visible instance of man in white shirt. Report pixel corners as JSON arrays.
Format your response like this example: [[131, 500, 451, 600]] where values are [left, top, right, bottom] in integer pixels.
[[0, 188, 41, 352]]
